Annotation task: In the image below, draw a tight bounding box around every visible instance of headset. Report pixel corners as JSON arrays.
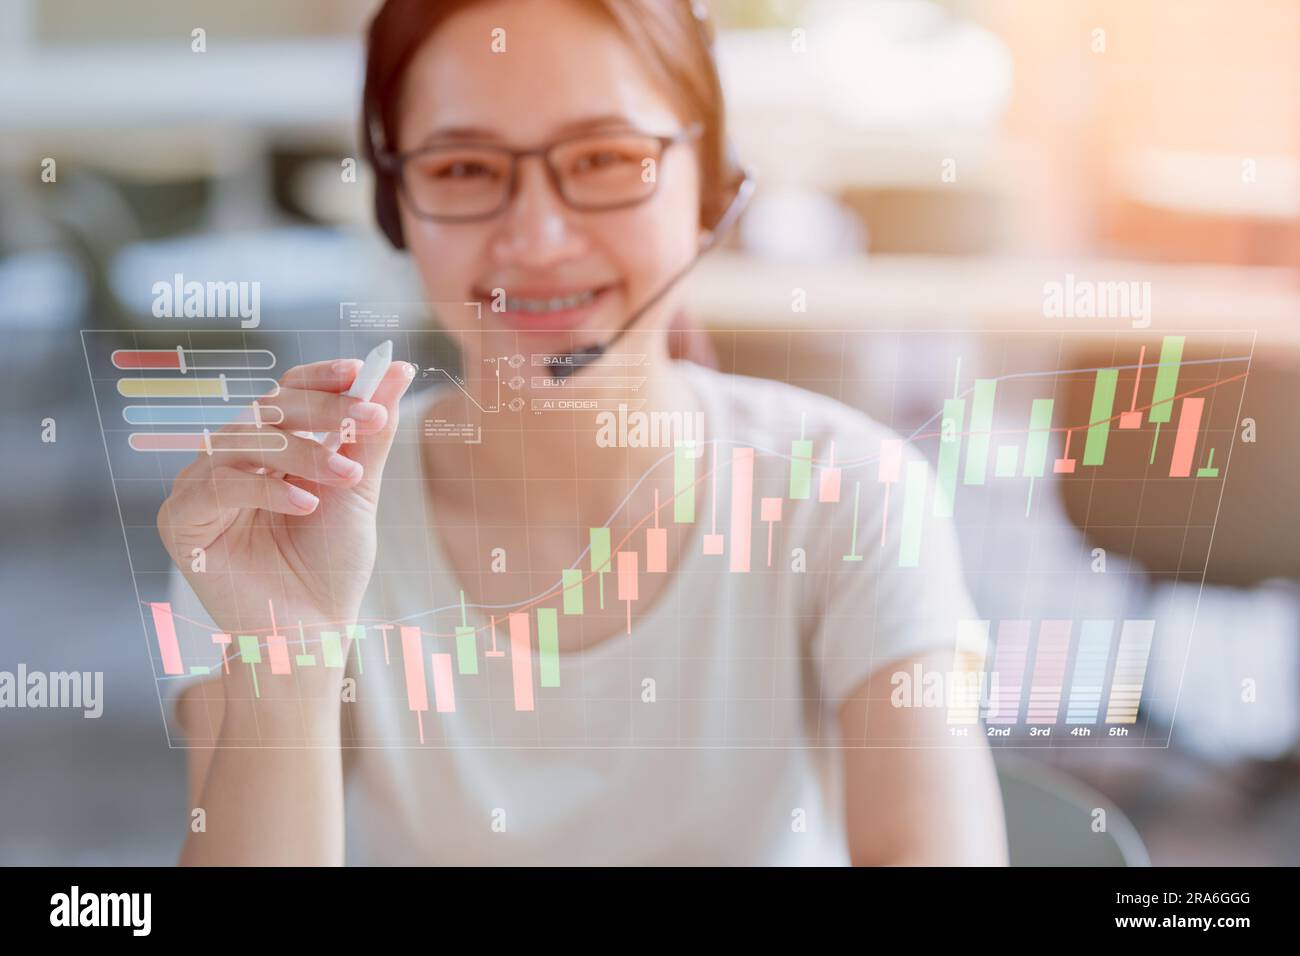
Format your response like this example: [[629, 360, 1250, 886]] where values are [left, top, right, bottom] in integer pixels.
[[364, 0, 754, 380], [540, 166, 752, 378]]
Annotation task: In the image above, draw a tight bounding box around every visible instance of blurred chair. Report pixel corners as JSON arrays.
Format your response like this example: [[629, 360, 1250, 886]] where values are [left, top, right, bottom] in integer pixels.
[[997, 753, 1150, 866]]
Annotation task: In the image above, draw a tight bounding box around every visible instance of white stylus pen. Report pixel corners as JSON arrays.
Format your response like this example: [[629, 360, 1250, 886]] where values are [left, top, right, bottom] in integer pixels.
[[313, 339, 393, 452]]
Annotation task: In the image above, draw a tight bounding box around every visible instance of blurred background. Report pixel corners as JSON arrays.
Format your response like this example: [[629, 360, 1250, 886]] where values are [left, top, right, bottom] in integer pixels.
[[1, 0, 1297, 864]]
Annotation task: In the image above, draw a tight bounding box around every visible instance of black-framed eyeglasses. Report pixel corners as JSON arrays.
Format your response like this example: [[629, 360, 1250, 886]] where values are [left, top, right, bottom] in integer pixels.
[[376, 123, 704, 223]]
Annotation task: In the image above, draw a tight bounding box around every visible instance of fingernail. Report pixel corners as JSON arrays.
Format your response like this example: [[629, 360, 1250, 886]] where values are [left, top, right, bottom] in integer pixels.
[[402, 362, 416, 378], [327, 453, 363, 479], [288, 485, 319, 512], [331, 360, 352, 376], [349, 401, 384, 423]]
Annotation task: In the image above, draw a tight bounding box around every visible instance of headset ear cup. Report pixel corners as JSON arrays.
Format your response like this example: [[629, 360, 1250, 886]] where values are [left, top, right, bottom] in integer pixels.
[[705, 140, 746, 233], [375, 173, 406, 249]]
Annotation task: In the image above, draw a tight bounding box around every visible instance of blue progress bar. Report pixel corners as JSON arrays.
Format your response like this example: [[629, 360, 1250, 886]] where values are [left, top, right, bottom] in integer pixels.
[[122, 404, 282, 426]]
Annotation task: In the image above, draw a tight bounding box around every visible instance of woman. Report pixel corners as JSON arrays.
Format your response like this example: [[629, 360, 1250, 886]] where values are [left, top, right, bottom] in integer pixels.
[[162, 0, 1006, 865]]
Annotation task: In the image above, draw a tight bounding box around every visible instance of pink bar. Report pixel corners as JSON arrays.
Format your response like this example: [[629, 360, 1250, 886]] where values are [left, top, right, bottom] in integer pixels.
[[399, 626, 428, 712], [617, 551, 639, 601], [374, 624, 394, 665], [878, 439, 903, 484], [1027, 620, 1072, 724], [729, 447, 754, 572], [761, 496, 783, 567], [1120, 345, 1146, 430], [430, 653, 456, 713], [150, 602, 184, 676], [485, 615, 505, 658], [1169, 397, 1204, 478], [129, 434, 204, 452], [986, 620, 1031, 724], [1055, 430, 1076, 473], [703, 533, 724, 555], [128, 432, 285, 452], [818, 467, 841, 502], [508, 613, 534, 712], [266, 632, 291, 675], [646, 527, 667, 573], [211, 632, 232, 673]]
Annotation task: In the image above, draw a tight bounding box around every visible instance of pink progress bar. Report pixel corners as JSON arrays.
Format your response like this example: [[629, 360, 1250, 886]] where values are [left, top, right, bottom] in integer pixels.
[[128, 432, 287, 453]]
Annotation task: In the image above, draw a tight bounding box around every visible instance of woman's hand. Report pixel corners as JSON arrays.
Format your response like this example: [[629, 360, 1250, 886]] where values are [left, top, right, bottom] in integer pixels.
[[157, 358, 415, 680]]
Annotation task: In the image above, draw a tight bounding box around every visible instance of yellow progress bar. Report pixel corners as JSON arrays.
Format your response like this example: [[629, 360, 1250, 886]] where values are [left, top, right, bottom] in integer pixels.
[[119, 379, 225, 398], [116, 377, 277, 399]]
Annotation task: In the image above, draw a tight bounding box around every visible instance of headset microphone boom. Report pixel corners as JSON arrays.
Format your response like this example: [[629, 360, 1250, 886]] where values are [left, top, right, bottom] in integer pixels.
[[543, 171, 755, 380]]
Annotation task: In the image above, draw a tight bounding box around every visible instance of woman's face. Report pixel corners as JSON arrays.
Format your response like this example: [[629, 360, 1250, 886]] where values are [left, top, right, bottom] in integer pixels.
[[394, 0, 704, 371]]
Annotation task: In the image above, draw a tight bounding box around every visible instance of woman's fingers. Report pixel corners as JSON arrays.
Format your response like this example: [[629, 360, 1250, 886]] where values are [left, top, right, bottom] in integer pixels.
[[260, 385, 388, 436], [277, 359, 364, 393], [216, 467, 322, 516], [341, 362, 417, 495], [160, 466, 320, 544], [160, 438, 354, 563], [190, 428, 366, 489], [160, 356, 415, 542], [366, 360, 417, 411]]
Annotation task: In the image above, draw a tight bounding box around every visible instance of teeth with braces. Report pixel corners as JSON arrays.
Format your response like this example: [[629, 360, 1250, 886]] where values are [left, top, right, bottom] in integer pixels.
[[504, 289, 597, 313]]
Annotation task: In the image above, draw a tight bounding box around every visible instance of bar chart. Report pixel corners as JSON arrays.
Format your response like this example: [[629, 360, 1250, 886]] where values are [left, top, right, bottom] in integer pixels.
[[946, 617, 1158, 738], [83, 327, 1251, 749]]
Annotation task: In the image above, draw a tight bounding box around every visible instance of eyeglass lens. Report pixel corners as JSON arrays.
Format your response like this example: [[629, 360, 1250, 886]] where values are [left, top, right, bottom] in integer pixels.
[[402, 131, 668, 219]]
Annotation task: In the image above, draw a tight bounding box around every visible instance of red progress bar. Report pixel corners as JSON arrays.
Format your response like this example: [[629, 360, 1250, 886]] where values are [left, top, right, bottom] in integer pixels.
[[113, 350, 181, 370]]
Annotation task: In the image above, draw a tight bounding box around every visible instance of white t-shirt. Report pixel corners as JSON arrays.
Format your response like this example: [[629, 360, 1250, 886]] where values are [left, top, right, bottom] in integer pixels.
[[168, 360, 975, 865]]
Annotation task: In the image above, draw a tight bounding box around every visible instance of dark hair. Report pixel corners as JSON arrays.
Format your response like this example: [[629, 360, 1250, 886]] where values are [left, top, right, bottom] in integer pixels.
[[361, 0, 736, 248]]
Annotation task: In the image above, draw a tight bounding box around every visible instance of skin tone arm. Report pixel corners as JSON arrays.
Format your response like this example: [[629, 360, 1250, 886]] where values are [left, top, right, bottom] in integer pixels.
[[177, 684, 346, 866], [159, 358, 414, 866], [839, 650, 1009, 866]]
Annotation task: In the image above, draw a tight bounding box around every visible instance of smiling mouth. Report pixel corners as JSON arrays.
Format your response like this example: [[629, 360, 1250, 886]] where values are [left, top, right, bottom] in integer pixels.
[[473, 283, 618, 331], [480, 283, 616, 314], [503, 289, 598, 313]]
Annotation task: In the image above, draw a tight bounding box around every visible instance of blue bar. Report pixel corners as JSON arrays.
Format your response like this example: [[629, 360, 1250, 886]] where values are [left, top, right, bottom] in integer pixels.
[[1065, 620, 1114, 724], [123, 404, 264, 425]]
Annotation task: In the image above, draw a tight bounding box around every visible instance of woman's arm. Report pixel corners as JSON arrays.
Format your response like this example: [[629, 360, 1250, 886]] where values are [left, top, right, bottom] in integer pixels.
[[838, 650, 1009, 866], [176, 681, 346, 866], [156, 357, 412, 865]]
